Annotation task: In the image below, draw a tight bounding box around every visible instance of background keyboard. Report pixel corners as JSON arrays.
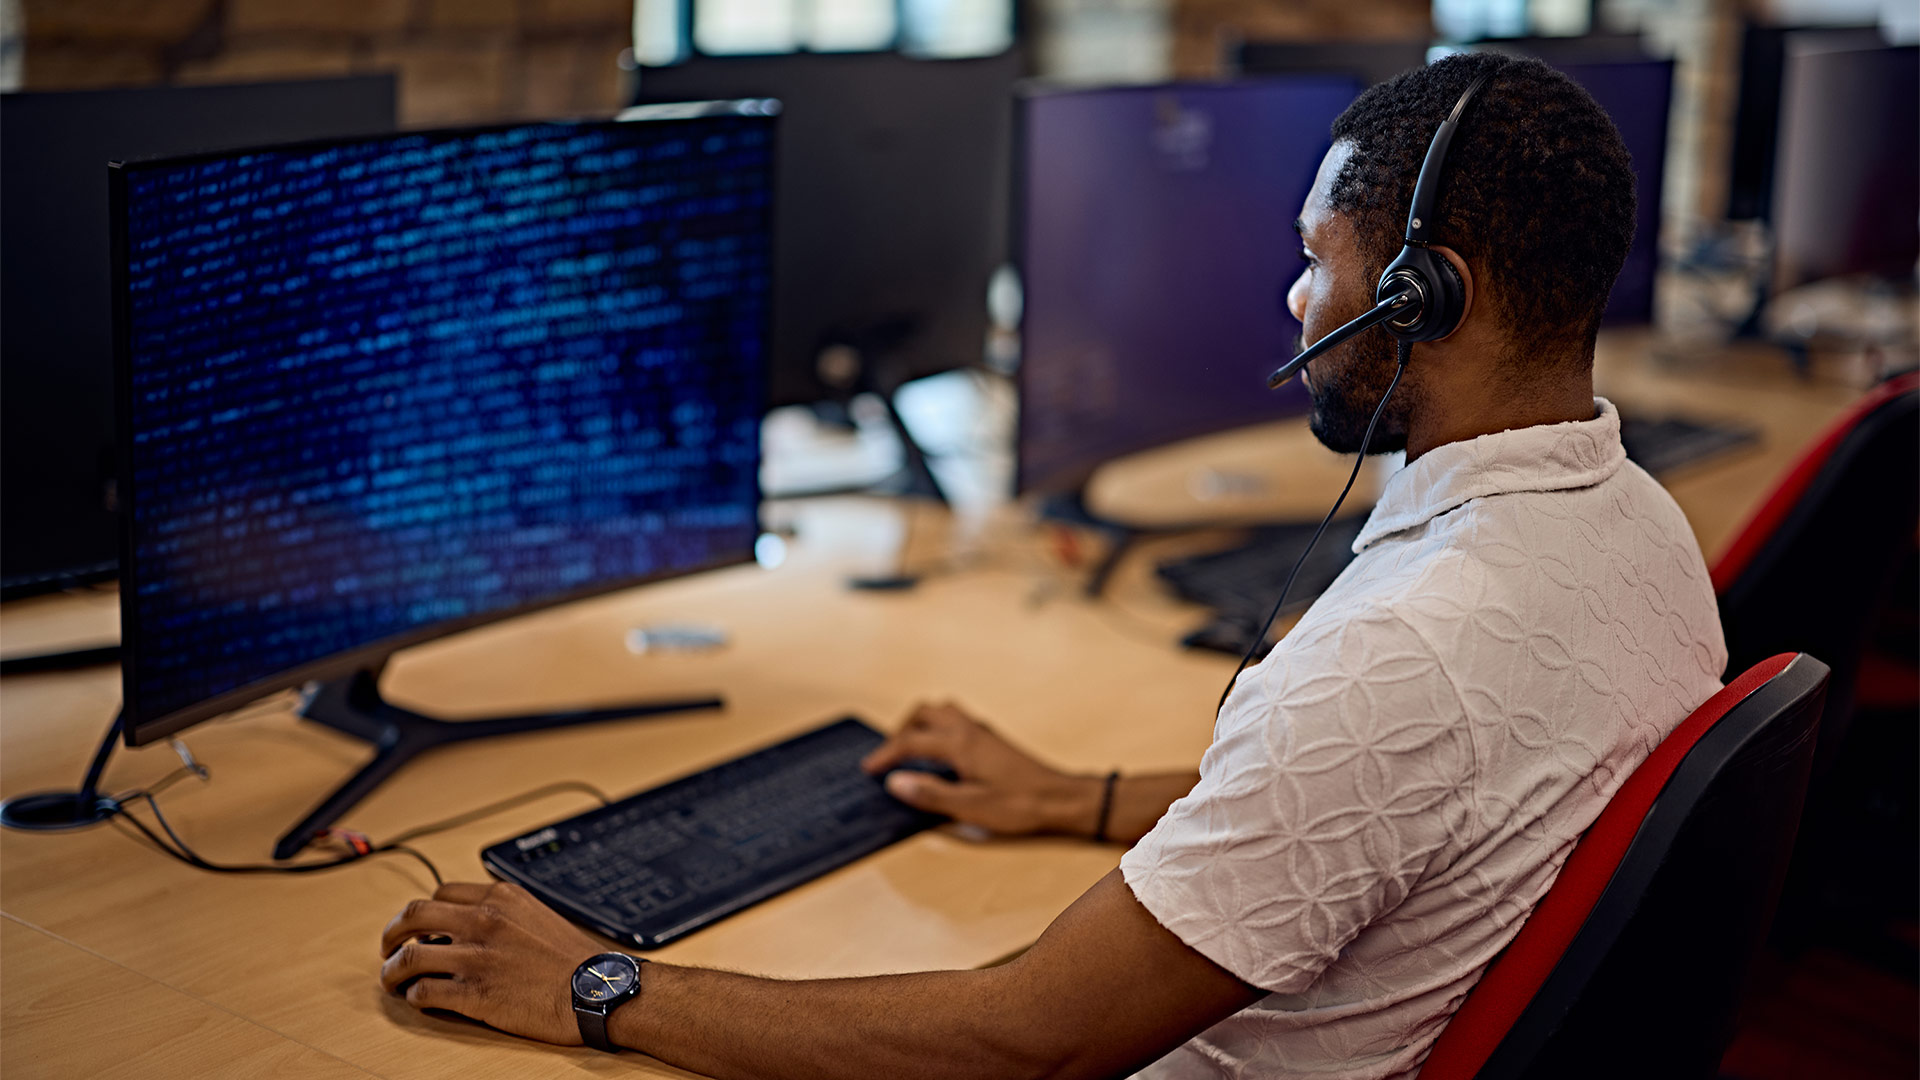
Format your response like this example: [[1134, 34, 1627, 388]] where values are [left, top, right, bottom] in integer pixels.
[[483, 717, 940, 947], [1158, 413, 1759, 658], [1157, 516, 1366, 659], [1617, 414, 1759, 476]]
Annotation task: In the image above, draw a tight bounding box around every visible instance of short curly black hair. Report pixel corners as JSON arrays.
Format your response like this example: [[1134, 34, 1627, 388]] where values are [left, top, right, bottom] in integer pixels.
[[1327, 52, 1637, 364]]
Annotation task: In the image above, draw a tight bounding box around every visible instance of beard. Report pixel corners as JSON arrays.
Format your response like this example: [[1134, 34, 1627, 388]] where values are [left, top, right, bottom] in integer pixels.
[[1298, 325, 1415, 455]]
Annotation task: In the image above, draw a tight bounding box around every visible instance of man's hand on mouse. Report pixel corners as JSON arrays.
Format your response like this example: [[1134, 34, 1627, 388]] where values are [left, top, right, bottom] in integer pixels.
[[861, 701, 1106, 837], [380, 880, 602, 1044]]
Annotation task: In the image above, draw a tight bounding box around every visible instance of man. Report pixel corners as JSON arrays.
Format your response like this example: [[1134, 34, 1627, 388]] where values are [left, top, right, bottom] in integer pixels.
[[378, 53, 1726, 1078]]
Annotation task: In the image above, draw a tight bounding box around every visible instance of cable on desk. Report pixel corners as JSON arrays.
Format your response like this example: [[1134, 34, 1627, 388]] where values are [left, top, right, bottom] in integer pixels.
[[113, 793, 447, 885], [106, 766, 614, 888], [381, 780, 613, 845]]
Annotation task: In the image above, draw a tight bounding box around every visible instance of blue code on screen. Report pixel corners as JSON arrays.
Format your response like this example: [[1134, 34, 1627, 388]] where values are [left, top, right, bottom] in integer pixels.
[[120, 117, 772, 724]]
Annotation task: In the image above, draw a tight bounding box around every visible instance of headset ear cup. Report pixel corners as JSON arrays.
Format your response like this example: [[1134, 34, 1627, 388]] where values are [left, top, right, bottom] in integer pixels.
[[1378, 246, 1467, 343], [1428, 252, 1467, 339]]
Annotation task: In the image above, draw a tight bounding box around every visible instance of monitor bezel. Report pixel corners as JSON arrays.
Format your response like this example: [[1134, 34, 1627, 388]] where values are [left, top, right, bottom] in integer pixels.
[[111, 105, 779, 747]]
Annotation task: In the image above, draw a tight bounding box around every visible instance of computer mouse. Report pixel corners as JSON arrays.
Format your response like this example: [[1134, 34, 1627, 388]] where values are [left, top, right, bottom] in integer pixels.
[[883, 757, 960, 785], [393, 934, 455, 997]]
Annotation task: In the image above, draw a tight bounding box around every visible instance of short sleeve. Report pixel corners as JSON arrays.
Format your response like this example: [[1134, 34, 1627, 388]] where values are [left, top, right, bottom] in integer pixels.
[[1120, 604, 1476, 993]]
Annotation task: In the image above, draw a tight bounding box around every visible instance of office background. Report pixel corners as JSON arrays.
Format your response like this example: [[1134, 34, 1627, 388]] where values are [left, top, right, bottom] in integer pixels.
[[1, 0, 1915, 1077]]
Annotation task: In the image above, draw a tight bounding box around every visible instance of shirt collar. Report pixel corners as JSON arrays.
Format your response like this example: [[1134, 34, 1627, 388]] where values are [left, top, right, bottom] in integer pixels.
[[1353, 397, 1625, 552]]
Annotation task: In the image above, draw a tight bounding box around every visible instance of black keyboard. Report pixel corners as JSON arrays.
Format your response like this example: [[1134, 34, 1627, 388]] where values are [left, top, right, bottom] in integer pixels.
[[1156, 517, 1367, 659], [483, 717, 939, 948]]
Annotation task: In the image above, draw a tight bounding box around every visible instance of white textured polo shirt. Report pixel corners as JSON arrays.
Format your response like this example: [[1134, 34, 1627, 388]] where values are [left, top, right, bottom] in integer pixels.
[[1121, 398, 1726, 1079]]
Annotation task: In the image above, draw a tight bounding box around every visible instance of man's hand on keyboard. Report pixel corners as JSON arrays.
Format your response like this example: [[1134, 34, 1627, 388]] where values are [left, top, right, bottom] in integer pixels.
[[380, 880, 601, 1045], [860, 702, 1106, 837]]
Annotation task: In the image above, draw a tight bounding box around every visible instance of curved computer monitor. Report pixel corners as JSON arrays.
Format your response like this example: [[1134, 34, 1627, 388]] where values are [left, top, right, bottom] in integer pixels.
[[111, 104, 776, 749], [0, 76, 397, 601], [1015, 78, 1362, 498], [634, 51, 1022, 408]]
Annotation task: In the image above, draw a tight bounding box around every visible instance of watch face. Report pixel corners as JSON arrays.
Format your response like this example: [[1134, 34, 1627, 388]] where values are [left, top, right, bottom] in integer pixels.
[[573, 953, 640, 1003]]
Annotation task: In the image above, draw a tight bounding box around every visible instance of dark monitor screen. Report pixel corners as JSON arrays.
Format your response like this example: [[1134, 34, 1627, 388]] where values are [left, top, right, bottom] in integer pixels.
[[1551, 58, 1673, 325], [1016, 79, 1362, 496], [1726, 24, 1884, 222], [635, 51, 1020, 406], [1772, 41, 1919, 291], [1230, 39, 1431, 87], [1, 76, 398, 600], [113, 107, 774, 744]]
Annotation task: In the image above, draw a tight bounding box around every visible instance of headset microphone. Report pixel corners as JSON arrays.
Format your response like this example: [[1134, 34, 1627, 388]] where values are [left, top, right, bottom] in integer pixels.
[[1266, 289, 1414, 389]]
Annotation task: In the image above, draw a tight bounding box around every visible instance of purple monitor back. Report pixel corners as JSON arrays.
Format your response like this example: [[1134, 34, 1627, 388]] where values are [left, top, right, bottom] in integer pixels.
[[1551, 58, 1673, 325], [1017, 79, 1361, 496]]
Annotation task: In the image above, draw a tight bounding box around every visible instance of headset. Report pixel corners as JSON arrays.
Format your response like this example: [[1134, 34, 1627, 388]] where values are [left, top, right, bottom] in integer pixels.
[[1266, 71, 1493, 391], [1216, 71, 1494, 715]]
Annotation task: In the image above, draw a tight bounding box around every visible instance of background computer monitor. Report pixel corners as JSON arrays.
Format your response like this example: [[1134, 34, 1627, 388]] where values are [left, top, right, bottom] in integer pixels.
[[1770, 40, 1919, 292], [1470, 32, 1651, 63], [1, 75, 397, 601], [1725, 23, 1886, 222], [633, 51, 1022, 407], [113, 105, 775, 751], [1229, 39, 1431, 87], [1550, 57, 1674, 325], [1015, 78, 1363, 497]]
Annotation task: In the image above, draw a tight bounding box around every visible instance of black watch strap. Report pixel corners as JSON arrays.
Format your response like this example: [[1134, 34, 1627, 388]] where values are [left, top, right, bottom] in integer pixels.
[[576, 1003, 615, 1052]]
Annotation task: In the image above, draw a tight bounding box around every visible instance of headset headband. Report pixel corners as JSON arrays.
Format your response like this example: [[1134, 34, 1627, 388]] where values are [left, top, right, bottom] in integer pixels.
[[1403, 73, 1491, 247]]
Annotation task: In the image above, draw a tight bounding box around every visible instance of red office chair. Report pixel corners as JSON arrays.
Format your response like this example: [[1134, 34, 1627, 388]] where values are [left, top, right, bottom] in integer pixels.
[[1711, 372, 1917, 946], [1713, 371, 1918, 773], [1418, 653, 1829, 1080]]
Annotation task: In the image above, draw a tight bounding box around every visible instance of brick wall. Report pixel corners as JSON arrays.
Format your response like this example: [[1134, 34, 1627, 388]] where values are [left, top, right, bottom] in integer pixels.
[[1169, 0, 1430, 78], [20, 0, 634, 126]]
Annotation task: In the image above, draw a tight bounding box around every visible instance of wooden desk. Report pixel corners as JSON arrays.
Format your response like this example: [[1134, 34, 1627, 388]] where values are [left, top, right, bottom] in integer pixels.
[[0, 334, 1868, 1077]]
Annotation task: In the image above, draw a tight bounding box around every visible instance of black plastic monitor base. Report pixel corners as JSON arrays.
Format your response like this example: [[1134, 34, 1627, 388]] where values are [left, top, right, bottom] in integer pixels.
[[0, 709, 123, 832], [274, 667, 722, 860], [0, 790, 121, 830]]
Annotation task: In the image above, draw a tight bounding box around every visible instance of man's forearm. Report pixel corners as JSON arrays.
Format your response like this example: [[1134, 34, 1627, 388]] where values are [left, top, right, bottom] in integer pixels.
[[610, 964, 1068, 1080], [381, 872, 1260, 1075], [1043, 770, 1200, 845]]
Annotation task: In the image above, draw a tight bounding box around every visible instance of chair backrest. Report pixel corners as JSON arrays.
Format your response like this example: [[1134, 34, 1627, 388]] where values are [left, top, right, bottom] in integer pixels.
[[1713, 373, 1917, 770], [1419, 653, 1829, 1080]]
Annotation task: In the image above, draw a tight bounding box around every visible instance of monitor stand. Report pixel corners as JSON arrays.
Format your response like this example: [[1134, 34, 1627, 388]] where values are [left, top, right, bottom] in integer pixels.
[[0, 709, 124, 832], [773, 384, 948, 504], [1037, 489, 1160, 599], [273, 664, 722, 860], [770, 329, 951, 505]]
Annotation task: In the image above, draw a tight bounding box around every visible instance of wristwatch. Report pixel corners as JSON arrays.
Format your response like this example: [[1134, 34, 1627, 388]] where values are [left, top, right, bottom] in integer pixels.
[[571, 951, 647, 1052]]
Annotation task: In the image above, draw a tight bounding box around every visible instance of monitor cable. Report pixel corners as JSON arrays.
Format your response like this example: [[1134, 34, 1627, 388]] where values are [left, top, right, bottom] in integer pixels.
[[1214, 341, 1410, 718], [108, 771, 615, 888], [2, 706, 617, 888]]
